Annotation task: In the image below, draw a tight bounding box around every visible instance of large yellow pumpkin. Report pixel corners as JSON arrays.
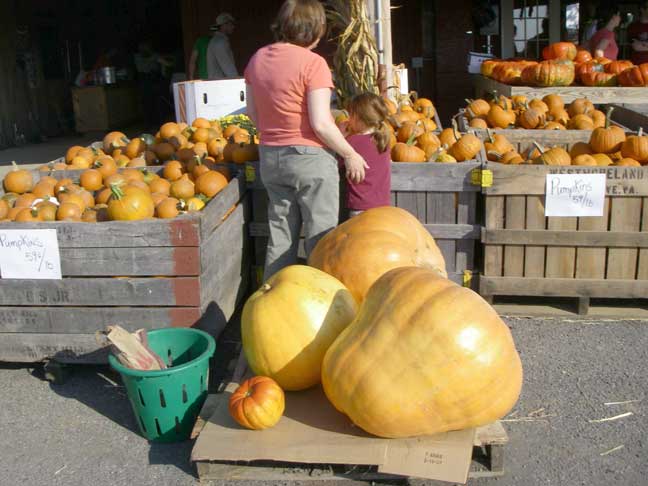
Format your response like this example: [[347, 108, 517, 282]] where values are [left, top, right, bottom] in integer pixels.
[[308, 206, 447, 304], [241, 265, 357, 391], [322, 266, 523, 438]]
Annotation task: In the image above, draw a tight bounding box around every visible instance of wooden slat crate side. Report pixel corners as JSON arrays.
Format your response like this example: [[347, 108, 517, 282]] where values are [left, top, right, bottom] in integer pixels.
[[503, 195, 525, 277], [609, 104, 648, 132], [544, 217, 577, 278], [456, 192, 478, 272], [480, 276, 648, 298], [606, 197, 643, 279], [0, 333, 110, 363], [485, 163, 648, 197], [425, 192, 457, 273], [474, 74, 648, 104], [200, 173, 246, 241], [0, 306, 202, 334], [391, 161, 482, 192], [483, 196, 505, 277], [0, 276, 200, 307], [575, 200, 610, 279], [639, 197, 648, 280], [55, 246, 200, 277], [524, 195, 546, 277], [394, 191, 427, 221]]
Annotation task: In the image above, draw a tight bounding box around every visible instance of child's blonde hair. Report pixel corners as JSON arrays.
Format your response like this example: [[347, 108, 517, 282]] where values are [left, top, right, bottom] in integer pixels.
[[347, 93, 391, 153]]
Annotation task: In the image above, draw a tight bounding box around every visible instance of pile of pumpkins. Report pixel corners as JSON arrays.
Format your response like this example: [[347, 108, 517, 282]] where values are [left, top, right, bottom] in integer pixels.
[[480, 41, 648, 87], [465, 93, 613, 131], [486, 110, 647, 167], [230, 206, 524, 438], [0, 157, 230, 222], [40, 115, 258, 171]]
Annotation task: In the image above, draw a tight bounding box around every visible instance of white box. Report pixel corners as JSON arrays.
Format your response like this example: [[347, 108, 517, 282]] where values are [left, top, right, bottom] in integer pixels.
[[173, 78, 247, 124], [467, 51, 495, 74]]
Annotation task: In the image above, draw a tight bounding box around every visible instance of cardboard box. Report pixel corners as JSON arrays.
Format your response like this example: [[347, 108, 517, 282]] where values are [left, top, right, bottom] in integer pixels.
[[173, 79, 247, 124], [192, 383, 475, 484]]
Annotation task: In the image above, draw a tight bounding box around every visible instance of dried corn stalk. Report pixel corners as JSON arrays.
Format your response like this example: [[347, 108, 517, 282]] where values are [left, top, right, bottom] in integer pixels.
[[326, 0, 379, 108]]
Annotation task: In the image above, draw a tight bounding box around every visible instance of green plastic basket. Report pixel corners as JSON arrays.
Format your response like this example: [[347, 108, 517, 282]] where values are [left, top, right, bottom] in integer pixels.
[[109, 328, 216, 443]]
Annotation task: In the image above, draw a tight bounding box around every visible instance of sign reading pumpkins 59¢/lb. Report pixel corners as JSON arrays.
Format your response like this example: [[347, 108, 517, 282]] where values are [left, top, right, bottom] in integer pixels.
[[0, 229, 62, 279], [545, 173, 606, 217]]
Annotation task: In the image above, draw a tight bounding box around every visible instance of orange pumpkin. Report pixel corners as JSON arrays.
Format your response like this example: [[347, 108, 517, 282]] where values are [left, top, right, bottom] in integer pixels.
[[229, 376, 285, 430], [106, 184, 155, 221], [195, 170, 228, 197], [3, 163, 33, 194], [321, 266, 523, 438], [542, 42, 577, 61], [604, 60, 634, 75], [620, 128, 648, 163], [448, 133, 482, 161], [308, 206, 447, 304], [589, 108, 626, 154], [618, 63, 648, 87]]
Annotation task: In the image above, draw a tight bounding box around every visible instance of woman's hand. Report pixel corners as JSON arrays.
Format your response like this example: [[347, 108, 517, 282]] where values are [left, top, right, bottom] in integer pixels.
[[344, 151, 369, 184]]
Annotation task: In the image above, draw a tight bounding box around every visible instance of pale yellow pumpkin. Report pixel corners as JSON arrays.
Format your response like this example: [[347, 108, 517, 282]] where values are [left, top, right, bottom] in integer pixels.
[[322, 266, 523, 438], [241, 265, 357, 391], [308, 206, 447, 304]]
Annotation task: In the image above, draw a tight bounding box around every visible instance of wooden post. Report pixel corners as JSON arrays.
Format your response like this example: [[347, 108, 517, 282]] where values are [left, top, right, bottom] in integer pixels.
[[380, 0, 393, 99]]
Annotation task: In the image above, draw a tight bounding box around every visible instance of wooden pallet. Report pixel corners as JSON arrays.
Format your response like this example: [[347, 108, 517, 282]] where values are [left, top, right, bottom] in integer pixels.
[[246, 159, 482, 289], [474, 74, 648, 104], [480, 134, 648, 315], [0, 168, 250, 363], [192, 354, 509, 482]]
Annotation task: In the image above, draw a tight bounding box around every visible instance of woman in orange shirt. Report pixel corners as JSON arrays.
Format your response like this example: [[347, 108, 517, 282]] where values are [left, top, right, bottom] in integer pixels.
[[244, 0, 368, 278]]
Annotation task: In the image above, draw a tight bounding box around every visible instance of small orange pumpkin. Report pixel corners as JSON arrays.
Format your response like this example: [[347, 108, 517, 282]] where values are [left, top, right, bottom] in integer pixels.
[[229, 376, 285, 430]]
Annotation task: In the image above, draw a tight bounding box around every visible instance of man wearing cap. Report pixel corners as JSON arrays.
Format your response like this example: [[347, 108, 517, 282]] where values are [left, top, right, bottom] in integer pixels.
[[206, 13, 238, 79]]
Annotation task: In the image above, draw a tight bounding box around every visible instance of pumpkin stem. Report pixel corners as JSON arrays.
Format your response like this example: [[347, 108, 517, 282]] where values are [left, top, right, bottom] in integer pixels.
[[486, 128, 495, 144], [109, 182, 125, 200], [487, 150, 503, 161], [466, 107, 476, 119], [639, 127, 644, 137], [451, 119, 459, 141], [405, 131, 417, 146], [11, 161, 19, 171], [532, 141, 546, 155], [605, 106, 614, 129]]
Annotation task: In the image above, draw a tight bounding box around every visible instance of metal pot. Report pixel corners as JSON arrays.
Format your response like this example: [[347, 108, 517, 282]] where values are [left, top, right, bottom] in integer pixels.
[[96, 66, 117, 85]]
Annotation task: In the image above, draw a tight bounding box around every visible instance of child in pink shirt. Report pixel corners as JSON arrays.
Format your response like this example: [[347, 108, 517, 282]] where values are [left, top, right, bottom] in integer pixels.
[[342, 93, 392, 217]]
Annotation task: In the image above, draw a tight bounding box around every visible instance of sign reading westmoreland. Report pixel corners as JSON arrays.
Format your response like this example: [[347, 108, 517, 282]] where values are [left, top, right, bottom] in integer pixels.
[[545, 173, 606, 217], [0, 229, 62, 279]]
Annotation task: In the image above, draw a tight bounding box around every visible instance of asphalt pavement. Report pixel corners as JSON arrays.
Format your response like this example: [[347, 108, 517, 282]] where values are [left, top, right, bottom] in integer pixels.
[[0, 317, 646, 486]]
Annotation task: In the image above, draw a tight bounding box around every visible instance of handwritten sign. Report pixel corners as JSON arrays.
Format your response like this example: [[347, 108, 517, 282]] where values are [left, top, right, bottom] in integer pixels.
[[0, 229, 62, 279], [545, 174, 606, 217]]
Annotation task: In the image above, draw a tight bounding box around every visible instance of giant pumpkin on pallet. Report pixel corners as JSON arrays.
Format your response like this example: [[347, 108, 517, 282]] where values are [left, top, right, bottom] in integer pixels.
[[321, 266, 523, 439], [308, 206, 447, 304], [241, 265, 357, 391]]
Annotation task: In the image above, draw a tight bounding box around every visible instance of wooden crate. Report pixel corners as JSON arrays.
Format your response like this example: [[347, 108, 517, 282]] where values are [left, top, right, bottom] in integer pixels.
[[0, 169, 250, 363], [480, 149, 648, 314], [474, 75, 648, 104], [246, 160, 482, 288], [71, 84, 140, 133]]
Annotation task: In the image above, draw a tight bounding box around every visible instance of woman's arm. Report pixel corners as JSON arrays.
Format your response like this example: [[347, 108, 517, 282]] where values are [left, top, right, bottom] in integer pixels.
[[594, 38, 610, 58], [245, 85, 258, 127], [308, 88, 368, 183]]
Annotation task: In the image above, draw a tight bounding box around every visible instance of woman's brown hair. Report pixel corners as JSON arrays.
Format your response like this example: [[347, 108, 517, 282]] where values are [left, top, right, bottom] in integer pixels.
[[271, 0, 327, 48], [347, 93, 391, 153]]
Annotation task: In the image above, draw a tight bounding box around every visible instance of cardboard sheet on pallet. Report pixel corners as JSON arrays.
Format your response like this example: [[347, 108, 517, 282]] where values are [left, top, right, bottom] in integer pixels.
[[192, 384, 475, 484]]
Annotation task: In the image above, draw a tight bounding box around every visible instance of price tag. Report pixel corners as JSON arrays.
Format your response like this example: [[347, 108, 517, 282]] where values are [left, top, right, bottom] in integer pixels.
[[545, 173, 606, 217], [0, 229, 62, 279]]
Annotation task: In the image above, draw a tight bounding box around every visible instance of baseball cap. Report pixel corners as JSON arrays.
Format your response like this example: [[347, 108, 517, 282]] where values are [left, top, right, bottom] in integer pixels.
[[210, 13, 235, 30]]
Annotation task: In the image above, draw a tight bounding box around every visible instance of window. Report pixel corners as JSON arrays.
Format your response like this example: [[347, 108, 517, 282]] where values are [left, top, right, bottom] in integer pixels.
[[513, 0, 550, 60]]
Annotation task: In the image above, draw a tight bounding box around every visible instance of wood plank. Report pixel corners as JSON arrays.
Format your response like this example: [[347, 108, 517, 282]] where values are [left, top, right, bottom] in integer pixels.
[[483, 196, 505, 277], [455, 192, 477, 272], [483, 228, 648, 247], [249, 222, 480, 240], [200, 199, 246, 274], [503, 196, 525, 277], [575, 199, 610, 279], [427, 193, 456, 273], [480, 276, 648, 298], [638, 197, 648, 280], [0, 333, 109, 363], [390, 161, 482, 192], [485, 164, 648, 197], [0, 218, 201, 248], [474, 75, 648, 104], [200, 174, 245, 241], [607, 198, 643, 279], [55, 246, 200, 276], [524, 196, 546, 278], [0, 306, 202, 334], [395, 191, 427, 222], [545, 217, 577, 278], [0, 277, 200, 306], [468, 122, 595, 144]]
